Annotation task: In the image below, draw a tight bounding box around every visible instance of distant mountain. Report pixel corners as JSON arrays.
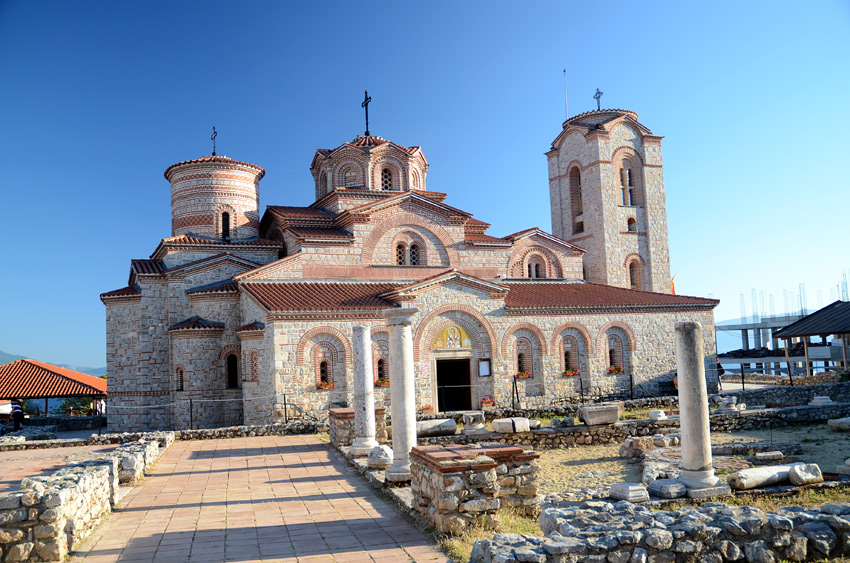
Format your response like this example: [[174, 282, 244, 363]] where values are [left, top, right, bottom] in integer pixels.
[[0, 350, 106, 377]]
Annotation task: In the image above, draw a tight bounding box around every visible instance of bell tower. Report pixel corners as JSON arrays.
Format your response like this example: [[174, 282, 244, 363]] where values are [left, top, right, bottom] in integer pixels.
[[546, 109, 671, 293]]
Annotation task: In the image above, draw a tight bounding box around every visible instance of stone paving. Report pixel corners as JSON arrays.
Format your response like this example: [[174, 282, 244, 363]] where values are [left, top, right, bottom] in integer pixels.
[[70, 435, 446, 562], [0, 443, 119, 495]]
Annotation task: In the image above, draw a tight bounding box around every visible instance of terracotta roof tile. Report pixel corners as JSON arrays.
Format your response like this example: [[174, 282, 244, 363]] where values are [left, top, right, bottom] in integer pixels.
[[504, 282, 718, 310], [0, 359, 107, 399], [236, 321, 265, 332], [186, 281, 238, 295], [267, 206, 335, 220], [100, 286, 141, 299], [164, 155, 265, 180], [465, 234, 510, 244], [131, 259, 165, 275], [168, 316, 225, 331], [242, 282, 401, 312], [288, 227, 353, 240], [161, 235, 281, 247], [503, 227, 539, 240]]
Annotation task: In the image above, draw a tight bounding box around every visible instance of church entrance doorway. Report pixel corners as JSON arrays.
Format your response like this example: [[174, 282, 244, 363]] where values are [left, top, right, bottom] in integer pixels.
[[436, 358, 472, 412]]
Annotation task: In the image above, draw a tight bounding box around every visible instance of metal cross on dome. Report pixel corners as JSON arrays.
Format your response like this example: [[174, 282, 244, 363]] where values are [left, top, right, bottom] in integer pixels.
[[361, 90, 372, 136], [593, 89, 603, 111], [211, 126, 217, 156]]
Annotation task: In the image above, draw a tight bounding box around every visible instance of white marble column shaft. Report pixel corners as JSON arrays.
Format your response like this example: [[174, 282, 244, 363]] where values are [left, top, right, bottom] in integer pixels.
[[349, 326, 379, 456], [383, 308, 418, 482], [675, 321, 719, 489]]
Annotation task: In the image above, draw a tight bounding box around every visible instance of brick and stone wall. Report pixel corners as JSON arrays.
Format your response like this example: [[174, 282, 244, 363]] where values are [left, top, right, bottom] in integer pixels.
[[328, 407, 386, 448], [410, 444, 540, 534]]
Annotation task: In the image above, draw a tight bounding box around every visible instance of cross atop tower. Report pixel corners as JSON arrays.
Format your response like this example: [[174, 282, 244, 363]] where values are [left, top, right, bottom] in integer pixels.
[[211, 126, 217, 156], [361, 90, 372, 136], [593, 89, 603, 111]]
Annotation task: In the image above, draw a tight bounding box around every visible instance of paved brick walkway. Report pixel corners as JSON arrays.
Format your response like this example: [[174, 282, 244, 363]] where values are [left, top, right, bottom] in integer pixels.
[[0, 444, 119, 495], [71, 435, 445, 562]]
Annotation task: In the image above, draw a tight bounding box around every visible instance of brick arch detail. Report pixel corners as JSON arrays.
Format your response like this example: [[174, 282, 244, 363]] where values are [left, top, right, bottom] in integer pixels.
[[295, 326, 352, 367], [595, 321, 636, 356], [360, 212, 458, 266], [508, 243, 563, 278], [372, 155, 407, 191], [412, 304, 498, 362], [610, 134, 646, 163], [218, 344, 241, 361], [501, 322, 549, 359], [550, 322, 595, 355], [370, 326, 389, 340], [334, 158, 366, 187]]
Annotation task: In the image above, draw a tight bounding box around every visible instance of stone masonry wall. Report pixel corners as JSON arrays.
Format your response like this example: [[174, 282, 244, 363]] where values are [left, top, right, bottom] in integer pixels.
[[472, 500, 850, 563], [410, 444, 541, 534], [327, 407, 386, 448]]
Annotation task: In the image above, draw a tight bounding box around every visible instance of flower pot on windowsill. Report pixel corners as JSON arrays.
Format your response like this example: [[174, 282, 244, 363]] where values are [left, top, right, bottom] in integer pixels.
[[608, 366, 624, 374], [515, 371, 531, 379], [421, 405, 434, 414], [375, 379, 390, 387], [562, 369, 580, 377], [316, 381, 334, 390], [481, 401, 494, 408]]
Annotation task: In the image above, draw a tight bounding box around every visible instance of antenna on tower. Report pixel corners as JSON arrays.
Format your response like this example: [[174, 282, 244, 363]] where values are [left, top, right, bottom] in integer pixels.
[[563, 69, 568, 120]]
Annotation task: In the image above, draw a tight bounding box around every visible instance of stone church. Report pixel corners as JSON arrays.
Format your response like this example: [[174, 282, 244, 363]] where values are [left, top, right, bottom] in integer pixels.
[[102, 108, 719, 432]]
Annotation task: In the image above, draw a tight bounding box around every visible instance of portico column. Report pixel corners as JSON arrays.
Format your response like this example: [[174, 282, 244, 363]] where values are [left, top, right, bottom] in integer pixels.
[[383, 307, 419, 483], [675, 322, 720, 490], [349, 326, 379, 456]]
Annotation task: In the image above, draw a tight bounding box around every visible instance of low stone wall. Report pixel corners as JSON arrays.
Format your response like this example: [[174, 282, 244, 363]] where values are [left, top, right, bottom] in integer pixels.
[[472, 500, 850, 563], [418, 403, 850, 451], [21, 416, 101, 432], [0, 431, 174, 562], [724, 380, 850, 407], [327, 408, 386, 448], [410, 444, 540, 534]]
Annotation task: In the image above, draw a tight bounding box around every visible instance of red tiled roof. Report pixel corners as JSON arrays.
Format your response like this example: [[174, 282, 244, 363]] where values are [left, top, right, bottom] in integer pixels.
[[504, 227, 540, 240], [236, 321, 265, 332], [164, 155, 265, 180], [267, 206, 335, 220], [288, 227, 353, 240], [168, 316, 226, 331], [465, 234, 511, 244], [0, 360, 107, 399], [131, 259, 165, 275], [504, 282, 718, 311], [186, 281, 238, 295], [242, 282, 401, 312], [161, 235, 281, 247], [344, 135, 417, 154], [100, 286, 141, 299]]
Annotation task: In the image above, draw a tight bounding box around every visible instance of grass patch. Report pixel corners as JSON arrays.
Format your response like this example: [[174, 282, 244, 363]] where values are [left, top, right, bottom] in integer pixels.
[[434, 508, 541, 562]]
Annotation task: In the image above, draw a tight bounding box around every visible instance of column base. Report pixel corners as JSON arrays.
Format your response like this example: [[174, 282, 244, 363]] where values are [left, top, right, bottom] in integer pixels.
[[686, 484, 732, 499], [349, 438, 379, 457], [384, 464, 411, 483], [679, 469, 720, 489]]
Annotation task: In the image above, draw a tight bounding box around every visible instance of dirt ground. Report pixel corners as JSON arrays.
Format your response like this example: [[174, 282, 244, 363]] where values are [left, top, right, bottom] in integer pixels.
[[537, 422, 850, 494]]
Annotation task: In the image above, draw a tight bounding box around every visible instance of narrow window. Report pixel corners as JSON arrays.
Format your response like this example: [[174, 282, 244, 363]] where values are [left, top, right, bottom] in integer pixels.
[[569, 167, 583, 234], [176, 369, 184, 391], [409, 244, 419, 265], [628, 169, 634, 186], [629, 260, 640, 290], [381, 168, 393, 190], [564, 351, 572, 370], [608, 335, 623, 369], [620, 168, 626, 186], [527, 264, 533, 278], [226, 354, 238, 389], [377, 359, 385, 380], [609, 348, 617, 367], [320, 361, 329, 383], [396, 243, 406, 265], [563, 336, 579, 371], [517, 353, 526, 373], [534, 264, 541, 278], [344, 169, 357, 187], [627, 218, 637, 232], [221, 212, 230, 239]]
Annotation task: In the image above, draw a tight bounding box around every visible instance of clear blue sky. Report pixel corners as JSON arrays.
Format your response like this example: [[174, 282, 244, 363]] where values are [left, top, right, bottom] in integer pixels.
[[1, 1, 848, 367]]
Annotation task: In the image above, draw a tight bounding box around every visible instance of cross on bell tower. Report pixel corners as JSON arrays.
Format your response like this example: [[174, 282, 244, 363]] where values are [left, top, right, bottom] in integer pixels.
[[361, 90, 372, 136], [593, 89, 603, 111]]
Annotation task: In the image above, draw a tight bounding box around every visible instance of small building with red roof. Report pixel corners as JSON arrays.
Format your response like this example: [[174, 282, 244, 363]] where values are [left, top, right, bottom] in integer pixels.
[[0, 360, 106, 415], [101, 109, 718, 432]]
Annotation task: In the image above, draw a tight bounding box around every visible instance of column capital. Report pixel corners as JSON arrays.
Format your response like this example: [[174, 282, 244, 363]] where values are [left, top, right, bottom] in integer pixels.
[[382, 307, 419, 326]]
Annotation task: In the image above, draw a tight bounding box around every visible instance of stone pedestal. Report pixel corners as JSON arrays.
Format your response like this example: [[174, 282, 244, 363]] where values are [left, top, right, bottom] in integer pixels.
[[349, 326, 379, 456], [809, 396, 834, 407], [675, 322, 720, 490], [383, 308, 419, 483], [609, 483, 649, 502]]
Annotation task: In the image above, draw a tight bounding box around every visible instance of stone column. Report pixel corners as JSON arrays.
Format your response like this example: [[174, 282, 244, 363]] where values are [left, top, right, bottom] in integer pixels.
[[675, 322, 720, 491], [383, 308, 419, 483], [349, 326, 379, 456]]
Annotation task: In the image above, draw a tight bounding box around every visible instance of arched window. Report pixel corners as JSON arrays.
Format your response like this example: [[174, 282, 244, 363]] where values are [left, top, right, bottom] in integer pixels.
[[381, 168, 393, 190], [515, 336, 533, 376], [527, 255, 545, 279], [569, 167, 583, 234], [527, 264, 533, 278], [620, 168, 628, 205], [563, 336, 579, 371], [221, 212, 230, 240], [517, 353, 526, 373], [344, 168, 357, 187], [396, 243, 406, 265], [318, 171, 328, 196], [226, 354, 238, 388], [176, 368, 184, 391], [320, 361, 329, 384], [409, 244, 419, 265], [411, 168, 421, 189], [627, 218, 637, 232], [377, 359, 385, 381], [628, 259, 641, 290], [608, 335, 623, 369]]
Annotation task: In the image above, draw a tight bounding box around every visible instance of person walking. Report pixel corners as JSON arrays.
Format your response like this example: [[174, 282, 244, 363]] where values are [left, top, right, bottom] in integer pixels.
[[11, 399, 24, 431]]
